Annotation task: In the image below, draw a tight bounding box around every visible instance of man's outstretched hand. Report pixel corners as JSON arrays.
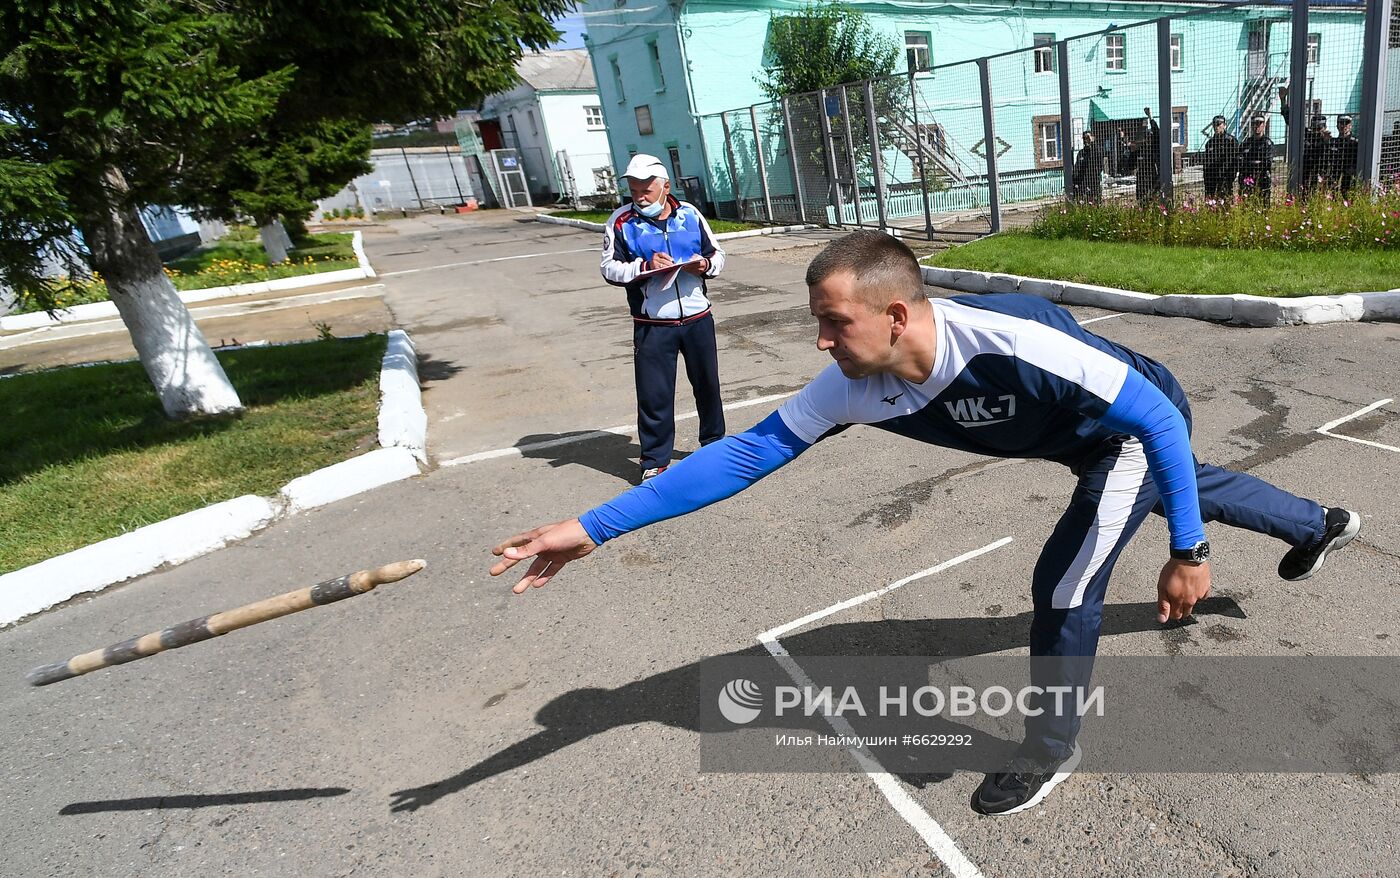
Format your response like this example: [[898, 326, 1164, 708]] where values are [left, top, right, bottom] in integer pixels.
[[1157, 559, 1212, 623], [490, 519, 597, 594]]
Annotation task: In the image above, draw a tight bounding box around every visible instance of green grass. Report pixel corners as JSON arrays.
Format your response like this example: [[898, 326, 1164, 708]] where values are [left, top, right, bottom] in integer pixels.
[[0, 335, 387, 574], [164, 232, 355, 275], [15, 231, 359, 314], [548, 209, 761, 234], [928, 233, 1400, 297]]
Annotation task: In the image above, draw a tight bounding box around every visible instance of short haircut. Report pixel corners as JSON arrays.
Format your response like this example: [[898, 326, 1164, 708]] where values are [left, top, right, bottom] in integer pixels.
[[805, 230, 927, 310]]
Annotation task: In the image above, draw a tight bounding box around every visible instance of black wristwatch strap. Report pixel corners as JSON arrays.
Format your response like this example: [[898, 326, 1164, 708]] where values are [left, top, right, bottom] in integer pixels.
[[1170, 540, 1210, 563]]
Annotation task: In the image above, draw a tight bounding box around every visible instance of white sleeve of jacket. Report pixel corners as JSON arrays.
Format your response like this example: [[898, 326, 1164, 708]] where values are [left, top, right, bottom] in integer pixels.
[[695, 210, 725, 278], [600, 208, 644, 286]]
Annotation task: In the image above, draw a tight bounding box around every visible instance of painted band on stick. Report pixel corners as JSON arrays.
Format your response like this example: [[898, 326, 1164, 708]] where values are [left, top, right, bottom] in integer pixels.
[[25, 559, 426, 687]]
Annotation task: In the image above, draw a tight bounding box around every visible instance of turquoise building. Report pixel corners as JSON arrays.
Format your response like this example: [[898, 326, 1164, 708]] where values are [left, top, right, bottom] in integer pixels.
[[580, 0, 1369, 218]]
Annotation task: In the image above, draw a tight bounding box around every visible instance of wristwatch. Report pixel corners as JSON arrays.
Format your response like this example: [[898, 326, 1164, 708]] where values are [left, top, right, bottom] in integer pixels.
[[1170, 540, 1211, 564]]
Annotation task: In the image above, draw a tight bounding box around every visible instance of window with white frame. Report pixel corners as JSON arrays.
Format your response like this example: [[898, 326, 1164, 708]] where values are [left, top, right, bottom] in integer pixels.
[[1034, 34, 1056, 73], [648, 40, 666, 91], [635, 104, 653, 136], [584, 106, 604, 129], [1170, 34, 1183, 70], [1171, 108, 1188, 147], [609, 57, 626, 103], [1106, 33, 1126, 71], [905, 31, 931, 71], [1307, 33, 1321, 64], [1034, 116, 1062, 166]]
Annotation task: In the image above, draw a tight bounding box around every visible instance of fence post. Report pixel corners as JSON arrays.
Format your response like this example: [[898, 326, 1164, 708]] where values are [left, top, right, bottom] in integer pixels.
[[908, 71, 935, 238], [720, 111, 743, 221], [818, 89, 847, 225], [750, 105, 774, 223], [1286, 0, 1310, 193], [1157, 18, 1174, 202], [863, 80, 890, 231], [838, 86, 865, 226], [781, 96, 807, 225], [1358, 0, 1393, 188], [443, 145, 467, 205], [977, 58, 1002, 233], [1057, 40, 1074, 199], [400, 147, 424, 208]]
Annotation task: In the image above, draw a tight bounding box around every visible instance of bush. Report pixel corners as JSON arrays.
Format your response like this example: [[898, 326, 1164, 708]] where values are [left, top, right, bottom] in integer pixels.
[[1031, 186, 1400, 252]]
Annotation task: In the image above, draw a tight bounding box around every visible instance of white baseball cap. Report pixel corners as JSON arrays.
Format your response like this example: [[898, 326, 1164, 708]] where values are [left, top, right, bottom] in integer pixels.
[[622, 153, 669, 182]]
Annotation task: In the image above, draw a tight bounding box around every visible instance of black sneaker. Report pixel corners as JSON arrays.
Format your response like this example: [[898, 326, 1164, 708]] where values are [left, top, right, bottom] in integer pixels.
[[971, 743, 1081, 816], [1278, 507, 1360, 582]]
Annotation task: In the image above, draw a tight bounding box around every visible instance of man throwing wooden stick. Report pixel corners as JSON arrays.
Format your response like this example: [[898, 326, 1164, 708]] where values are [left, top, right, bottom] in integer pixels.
[[492, 231, 1360, 815]]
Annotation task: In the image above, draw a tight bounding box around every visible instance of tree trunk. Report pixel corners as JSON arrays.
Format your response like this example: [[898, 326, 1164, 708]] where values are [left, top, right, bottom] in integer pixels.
[[274, 218, 295, 253], [259, 221, 289, 264], [82, 166, 243, 419]]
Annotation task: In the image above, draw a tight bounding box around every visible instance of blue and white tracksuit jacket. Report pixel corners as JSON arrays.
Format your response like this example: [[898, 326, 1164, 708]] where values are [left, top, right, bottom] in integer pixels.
[[600, 196, 726, 320], [575, 293, 1326, 756]]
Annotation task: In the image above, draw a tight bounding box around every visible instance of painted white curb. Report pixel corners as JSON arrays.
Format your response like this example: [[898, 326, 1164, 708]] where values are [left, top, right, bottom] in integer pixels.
[[280, 447, 421, 514], [0, 231, 374, 331], [921, 265, 1400, 327], [0, 495, 279, 625], [537, 215, 606, 232], [536, 214, 816, 240], [377, 329, 427, 463], [0, 326, 426, 627]]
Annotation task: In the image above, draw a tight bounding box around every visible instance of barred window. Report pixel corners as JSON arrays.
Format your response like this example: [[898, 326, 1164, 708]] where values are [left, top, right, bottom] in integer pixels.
[[1106, 34, 1126, 71], [1034, 34, 1056, 74]]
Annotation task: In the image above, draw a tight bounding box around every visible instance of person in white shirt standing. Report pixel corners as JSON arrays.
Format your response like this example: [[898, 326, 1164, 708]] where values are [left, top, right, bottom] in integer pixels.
[[601, 154, 728, 482]]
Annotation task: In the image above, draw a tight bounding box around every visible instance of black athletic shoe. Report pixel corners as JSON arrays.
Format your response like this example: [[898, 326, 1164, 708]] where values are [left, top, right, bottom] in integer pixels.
[[971, 744, 1081, 816], [1278, 507, 1360, 582]]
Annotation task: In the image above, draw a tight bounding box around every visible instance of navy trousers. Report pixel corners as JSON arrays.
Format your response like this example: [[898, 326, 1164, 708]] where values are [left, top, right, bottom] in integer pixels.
[[1024, 388, 1326, 758], [633, 313, 725, 469]]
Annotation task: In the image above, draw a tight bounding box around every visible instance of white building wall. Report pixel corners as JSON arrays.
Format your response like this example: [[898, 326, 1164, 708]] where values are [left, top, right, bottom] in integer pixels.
[[483, 84, 557, 199], [539, 92, 613, 198]]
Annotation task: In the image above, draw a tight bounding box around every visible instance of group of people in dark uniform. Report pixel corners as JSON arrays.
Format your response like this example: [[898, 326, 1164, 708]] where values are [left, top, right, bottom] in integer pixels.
[[1071, 91, 1362, 207]]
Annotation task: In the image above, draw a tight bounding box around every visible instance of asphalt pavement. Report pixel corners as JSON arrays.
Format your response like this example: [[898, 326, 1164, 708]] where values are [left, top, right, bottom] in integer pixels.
[[1, 211, 1397, 877]]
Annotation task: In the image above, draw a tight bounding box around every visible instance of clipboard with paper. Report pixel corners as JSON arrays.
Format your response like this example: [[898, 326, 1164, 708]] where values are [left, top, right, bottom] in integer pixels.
[[634, 257, 705, 290]]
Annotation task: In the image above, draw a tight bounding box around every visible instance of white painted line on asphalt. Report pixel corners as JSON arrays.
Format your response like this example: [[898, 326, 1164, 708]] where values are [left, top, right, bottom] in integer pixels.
[[438, 309, 1117, 466], [756, 537, 1012, 878], [758, 538, 1013, 642], [1076, 314, 1122, 325], [757, 642, 986, 878], [379, 247, 596, 277], [1315, 398, 1399, 453], [438, 391, 798, 467]]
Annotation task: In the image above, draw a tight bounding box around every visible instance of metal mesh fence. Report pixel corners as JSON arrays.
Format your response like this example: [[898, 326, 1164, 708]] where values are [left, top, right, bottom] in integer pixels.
[[318, 148, 475, 214], [697, 1, 1385, 237], [1381, 4, 1400, 184]]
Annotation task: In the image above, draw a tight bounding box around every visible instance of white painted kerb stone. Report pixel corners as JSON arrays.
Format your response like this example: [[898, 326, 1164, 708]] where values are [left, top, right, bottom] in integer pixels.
[[280, 447, 420, 514], [0, 495, 278, 627], [378, 329, 427, 462], [924, 264, 1400, 326]]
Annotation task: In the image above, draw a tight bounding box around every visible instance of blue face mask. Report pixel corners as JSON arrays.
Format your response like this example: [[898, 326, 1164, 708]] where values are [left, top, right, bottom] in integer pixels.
[[636, 197, 666, 218]]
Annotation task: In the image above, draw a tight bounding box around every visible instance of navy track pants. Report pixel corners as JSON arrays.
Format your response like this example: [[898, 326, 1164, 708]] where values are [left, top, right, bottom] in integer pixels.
[[633, 313, 725, 469], [1024, 393, 1326, 758]]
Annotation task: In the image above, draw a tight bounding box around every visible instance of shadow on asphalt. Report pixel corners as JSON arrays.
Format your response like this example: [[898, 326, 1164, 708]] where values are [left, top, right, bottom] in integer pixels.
[[416, 352, 464, 383], [387, 597, 1242, 813], [60, 787, 349, 815], [516, 431, 691, 484]]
